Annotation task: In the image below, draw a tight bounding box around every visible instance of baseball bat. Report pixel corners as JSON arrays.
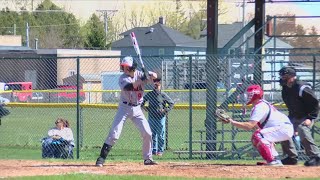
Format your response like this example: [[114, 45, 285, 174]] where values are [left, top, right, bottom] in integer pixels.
[[130, 32, 149, 78], [130, 32, 145, 68]]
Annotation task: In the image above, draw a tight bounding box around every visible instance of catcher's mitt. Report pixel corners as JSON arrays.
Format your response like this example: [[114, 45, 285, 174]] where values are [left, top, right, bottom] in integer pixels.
[[215, 109, 231, 123]]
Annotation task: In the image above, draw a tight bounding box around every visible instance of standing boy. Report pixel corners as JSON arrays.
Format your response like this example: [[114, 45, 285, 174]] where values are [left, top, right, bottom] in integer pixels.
[[141, 78, 174, 156]]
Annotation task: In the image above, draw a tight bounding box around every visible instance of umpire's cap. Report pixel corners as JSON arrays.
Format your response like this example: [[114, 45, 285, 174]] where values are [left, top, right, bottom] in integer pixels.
[[279, 66, 296, 77]]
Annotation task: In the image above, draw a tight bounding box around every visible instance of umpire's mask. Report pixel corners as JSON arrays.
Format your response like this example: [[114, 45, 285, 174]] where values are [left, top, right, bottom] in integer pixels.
[[279, 67, 296, 86]]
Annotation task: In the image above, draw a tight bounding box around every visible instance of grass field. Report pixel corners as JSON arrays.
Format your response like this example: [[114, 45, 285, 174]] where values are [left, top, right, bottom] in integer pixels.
[[0, 105, 258, 160], [1, 105, 320, 179], [1, 105, 319, 161]]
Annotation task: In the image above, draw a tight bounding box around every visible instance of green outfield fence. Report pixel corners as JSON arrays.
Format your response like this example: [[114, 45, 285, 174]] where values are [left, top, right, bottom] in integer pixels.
[[0, 54, 319, 161]]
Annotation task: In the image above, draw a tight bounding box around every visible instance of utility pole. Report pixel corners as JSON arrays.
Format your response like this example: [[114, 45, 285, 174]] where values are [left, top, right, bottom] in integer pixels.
[[96, 10, 118, 45], [26, 22, 29, 47], [205, 0, 219, 160], [13, 24, 16, 35], [31, 0, 34, 11], [242, 0, 246, 54], [237, 0, 247, 54]]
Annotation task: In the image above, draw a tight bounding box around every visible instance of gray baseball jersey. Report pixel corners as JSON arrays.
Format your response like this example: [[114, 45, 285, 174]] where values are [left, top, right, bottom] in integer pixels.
[[105, 70, 154, 160], [119, 70, 146, 105]]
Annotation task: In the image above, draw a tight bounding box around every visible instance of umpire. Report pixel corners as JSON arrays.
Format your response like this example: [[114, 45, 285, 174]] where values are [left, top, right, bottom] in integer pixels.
[[279, 66, 320, 166]]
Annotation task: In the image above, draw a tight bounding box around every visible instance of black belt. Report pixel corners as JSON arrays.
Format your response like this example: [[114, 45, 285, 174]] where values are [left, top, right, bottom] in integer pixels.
[[123, 102, 140, 106]]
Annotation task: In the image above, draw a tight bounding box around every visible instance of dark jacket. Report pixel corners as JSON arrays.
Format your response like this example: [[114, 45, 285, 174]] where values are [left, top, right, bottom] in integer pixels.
[[282, 80, 319, 121], [141, 90, 174, 120]]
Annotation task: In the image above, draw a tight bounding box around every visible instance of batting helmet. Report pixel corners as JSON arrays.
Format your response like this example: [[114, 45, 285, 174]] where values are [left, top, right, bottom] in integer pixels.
[[246, 84, 263, 105], [120, 56, 137, 72]]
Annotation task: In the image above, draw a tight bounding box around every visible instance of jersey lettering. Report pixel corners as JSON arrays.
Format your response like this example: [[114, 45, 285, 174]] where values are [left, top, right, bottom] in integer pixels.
[[133, 85, 143, 91], [138, 93, 142, 100]]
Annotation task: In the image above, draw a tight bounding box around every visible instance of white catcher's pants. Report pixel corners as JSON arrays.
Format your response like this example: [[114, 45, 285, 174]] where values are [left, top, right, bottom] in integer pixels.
[[260, 123, 294, 157]]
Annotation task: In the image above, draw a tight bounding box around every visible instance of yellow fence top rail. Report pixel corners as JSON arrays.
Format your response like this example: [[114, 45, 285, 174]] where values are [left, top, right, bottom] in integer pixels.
[[5, 103, 287, 109]]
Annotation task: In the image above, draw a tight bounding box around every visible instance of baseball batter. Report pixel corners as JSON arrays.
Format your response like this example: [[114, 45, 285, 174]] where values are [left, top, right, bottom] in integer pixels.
[[224, 85, 294, 166], [95, 56, 158, 167]]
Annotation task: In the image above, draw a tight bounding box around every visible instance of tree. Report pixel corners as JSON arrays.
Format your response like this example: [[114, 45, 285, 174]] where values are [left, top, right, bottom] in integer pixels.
[[267, 15, 320, 54], [308, 26, 320, 53], [0, 9, 21, 35], [111, 0, 228, 41], [106, 16, 121, 49], [83, 13, 106, 49], [186, 16, 201, 39], [0, 0, 83, 48], [62, 14, 84, 48], [168, 0, 188, 31], [33, 0, 83, 48], [291, 24, 306, 48]]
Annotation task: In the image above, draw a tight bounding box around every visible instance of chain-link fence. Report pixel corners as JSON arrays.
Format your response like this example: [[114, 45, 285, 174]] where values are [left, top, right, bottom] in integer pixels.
[[0, 54, 319, 161]]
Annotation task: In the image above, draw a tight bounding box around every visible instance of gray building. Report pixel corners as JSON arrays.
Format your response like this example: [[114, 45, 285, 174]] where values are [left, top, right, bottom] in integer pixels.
[[111, 21, 293, 89], [199, 22, 293, 54], [112, 17, 205, 57]]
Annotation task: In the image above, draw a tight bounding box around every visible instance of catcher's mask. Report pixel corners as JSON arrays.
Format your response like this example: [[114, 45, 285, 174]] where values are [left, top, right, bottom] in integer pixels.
[[246, 85, 263, 105], [120, 56, 137, 72], [279, 66, 296, 86]]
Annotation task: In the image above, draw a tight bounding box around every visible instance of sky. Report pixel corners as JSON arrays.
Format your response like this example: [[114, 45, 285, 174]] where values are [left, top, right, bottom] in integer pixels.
[[280, 2, 320, 30], [242, 1, 320, 31], [294, 2, 320, 16]]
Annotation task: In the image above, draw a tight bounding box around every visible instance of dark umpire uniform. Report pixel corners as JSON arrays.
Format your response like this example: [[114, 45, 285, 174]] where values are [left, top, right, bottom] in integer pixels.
[[279, 67, 320, 166]]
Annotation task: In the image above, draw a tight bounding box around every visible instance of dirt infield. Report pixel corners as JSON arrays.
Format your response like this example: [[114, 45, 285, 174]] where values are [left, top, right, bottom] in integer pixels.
[[1, 160, 320, 179]]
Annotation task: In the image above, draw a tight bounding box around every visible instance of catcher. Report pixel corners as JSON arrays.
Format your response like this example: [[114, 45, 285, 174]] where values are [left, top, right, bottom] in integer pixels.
[[216, 84, 293, 166]]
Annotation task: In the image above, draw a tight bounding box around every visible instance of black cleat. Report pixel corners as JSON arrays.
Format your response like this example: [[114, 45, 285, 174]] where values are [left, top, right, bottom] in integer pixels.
[[96, 157, 105, 167], [144, 159, 158, 165], [304, 157, 320, 166], [281, 157, 298, 165]]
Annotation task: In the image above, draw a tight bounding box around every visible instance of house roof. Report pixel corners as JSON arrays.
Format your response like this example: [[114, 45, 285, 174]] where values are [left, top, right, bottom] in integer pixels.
[[0, 46, 38, 57], [199, 22, 293, 49], [112, 22, 293, 50], [0, 46, 33, 51], [81, 74, 101, 81], [112, 23, 203, 48]]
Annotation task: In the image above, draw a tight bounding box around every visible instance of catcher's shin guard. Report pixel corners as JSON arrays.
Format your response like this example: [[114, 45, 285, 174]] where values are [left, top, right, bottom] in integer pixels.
[[96, 143, 112, 167], [251, 130, 274, 162]]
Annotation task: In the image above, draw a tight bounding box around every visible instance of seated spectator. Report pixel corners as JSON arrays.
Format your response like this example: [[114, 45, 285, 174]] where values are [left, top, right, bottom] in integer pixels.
[[42, 118, 74, 159]]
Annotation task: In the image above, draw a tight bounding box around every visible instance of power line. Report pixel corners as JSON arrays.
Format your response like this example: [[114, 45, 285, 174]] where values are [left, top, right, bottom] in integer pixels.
[[0, 23, 79, 29], [0, 26, 21, 29], [29, 23, 79, 28], [3, 10, 65, 13], [96, 9, 118, 45]]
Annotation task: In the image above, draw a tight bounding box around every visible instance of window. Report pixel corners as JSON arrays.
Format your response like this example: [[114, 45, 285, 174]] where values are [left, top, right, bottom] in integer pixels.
[[68, 70, 76, 76], [159, 48, 165, 55]]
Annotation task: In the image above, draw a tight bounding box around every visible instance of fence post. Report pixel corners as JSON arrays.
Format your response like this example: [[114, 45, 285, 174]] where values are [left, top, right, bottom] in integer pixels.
[[80, 107, 83, 148], [312, 55, 316, 138], [312, 55, 316, 91], [188, 55, 193, 159], [76, 57, 80, 159]]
